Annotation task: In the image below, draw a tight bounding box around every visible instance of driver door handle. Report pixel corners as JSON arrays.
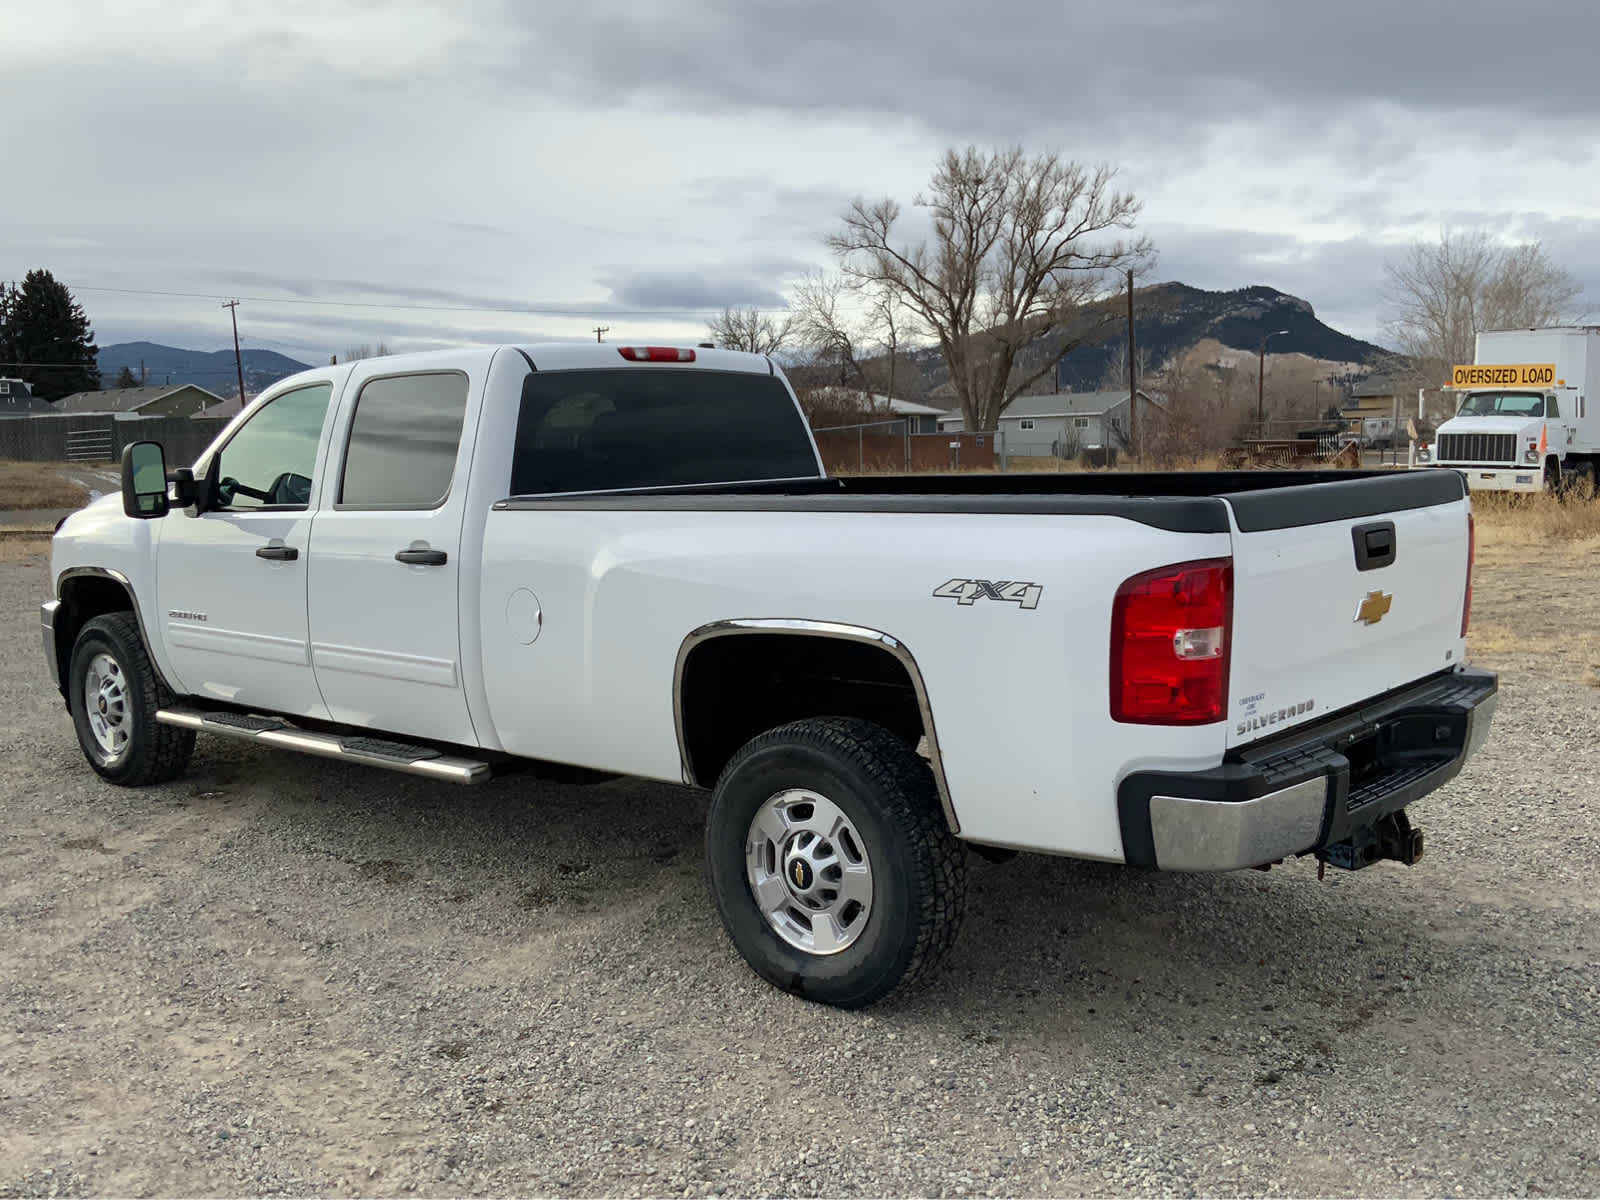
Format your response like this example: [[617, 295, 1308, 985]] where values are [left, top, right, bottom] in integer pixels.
[[395, 547, 448, 566], [255, 544, 299, 561]]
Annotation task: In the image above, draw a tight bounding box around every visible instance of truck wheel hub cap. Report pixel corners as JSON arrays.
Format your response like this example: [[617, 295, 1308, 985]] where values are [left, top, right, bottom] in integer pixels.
[[83, 653, 130, 761], [746, 789, 874, 956]]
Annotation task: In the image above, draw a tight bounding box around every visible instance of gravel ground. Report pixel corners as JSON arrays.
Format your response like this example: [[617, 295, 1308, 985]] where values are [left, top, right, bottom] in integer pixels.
[[2, 541, 1597, 1198]]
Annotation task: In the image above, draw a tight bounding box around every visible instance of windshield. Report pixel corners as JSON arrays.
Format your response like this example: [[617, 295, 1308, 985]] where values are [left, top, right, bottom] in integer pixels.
[[1456, 391, 1553, 418]]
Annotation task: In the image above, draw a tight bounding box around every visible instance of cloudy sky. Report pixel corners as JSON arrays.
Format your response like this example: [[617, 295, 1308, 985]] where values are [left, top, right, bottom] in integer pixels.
[[4, 0, 1596, 370]]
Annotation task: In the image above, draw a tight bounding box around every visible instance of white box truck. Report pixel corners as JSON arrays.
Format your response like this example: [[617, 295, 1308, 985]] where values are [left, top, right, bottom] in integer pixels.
[[1416, 327, 1600, 493]]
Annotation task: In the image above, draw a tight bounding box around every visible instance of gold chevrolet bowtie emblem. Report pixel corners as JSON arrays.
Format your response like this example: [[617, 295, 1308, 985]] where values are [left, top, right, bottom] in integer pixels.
[[1355, 590, 1393, 625], [793, 861, 806, 887]]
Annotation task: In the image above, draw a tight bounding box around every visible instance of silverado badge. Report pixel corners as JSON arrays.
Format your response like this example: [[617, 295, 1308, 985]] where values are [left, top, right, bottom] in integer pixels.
[[1355, 590, 1393, 626]]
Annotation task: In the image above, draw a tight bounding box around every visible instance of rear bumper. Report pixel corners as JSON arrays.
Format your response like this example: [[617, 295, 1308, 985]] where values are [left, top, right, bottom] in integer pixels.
[[1118, 666, 1498, 871], [41, 600, 60, 690]]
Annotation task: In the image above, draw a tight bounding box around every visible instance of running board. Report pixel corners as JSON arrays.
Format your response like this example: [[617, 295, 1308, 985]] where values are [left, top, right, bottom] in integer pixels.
[[156, 707, 491, 784]]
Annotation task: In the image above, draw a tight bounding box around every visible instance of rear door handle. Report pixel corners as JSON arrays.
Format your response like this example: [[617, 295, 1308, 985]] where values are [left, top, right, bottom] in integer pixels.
[[395, 547, 448, 566], [256, 544, 299, 561]]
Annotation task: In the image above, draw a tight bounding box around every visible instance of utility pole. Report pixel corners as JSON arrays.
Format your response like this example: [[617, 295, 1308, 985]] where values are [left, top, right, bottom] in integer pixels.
[[222, 300, 246, 404], [592, 325, 609, 343], [1126, 268, 1137, 465], [139, 358, 146, 384]]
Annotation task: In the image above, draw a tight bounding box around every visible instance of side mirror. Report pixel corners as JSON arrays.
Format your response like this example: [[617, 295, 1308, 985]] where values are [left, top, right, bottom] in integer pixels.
[[120, 441, 170, 519]]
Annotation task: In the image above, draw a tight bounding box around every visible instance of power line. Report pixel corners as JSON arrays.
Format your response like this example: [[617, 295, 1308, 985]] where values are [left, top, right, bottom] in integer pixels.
[[72, 284, 775, 318], [0, 360, 281, 375]]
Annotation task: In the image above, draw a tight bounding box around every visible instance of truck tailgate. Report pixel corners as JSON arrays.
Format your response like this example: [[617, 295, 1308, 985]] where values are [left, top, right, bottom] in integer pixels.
[[1224, 474, 1471, 748]]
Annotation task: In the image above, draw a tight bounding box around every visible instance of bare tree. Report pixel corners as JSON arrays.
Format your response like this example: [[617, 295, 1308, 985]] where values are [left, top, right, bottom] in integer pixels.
[[1381, 228, 1584, 382], [1141, 345, 1260, 464], [1097, 339, 1153, 393], [790, 269, 914, 401], [343, 341, 393, 362], [706, 306, 796, 355], [826, 146, 1153, 431]]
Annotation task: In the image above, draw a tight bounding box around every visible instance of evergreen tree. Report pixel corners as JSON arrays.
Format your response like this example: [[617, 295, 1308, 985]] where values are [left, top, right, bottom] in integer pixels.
[[0, 270, 100, 401], [114, 365, 139, 388], [0, 283, 15, 375]]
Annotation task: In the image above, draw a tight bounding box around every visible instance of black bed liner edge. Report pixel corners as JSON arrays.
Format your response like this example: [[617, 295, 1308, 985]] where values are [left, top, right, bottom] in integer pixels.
[[492, 468, 1467, 535]]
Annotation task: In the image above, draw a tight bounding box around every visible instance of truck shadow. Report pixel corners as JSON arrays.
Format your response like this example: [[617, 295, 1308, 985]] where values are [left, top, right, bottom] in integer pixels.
[[168, 739, 1449, 1039]]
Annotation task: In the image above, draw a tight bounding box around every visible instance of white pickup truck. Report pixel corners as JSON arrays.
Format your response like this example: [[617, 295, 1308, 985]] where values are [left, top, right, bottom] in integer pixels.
[[41, 343, 1497, 1007]]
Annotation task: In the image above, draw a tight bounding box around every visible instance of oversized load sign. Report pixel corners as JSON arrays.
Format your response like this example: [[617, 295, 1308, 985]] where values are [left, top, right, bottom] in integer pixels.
[[1449, 363, 1557, 387]]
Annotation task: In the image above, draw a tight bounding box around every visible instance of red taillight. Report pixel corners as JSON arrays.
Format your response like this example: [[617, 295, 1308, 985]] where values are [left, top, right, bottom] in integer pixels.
[[1461, 512, 1474, 637], [618, 346, 695, 363], [1111, 558, 1233, 725]]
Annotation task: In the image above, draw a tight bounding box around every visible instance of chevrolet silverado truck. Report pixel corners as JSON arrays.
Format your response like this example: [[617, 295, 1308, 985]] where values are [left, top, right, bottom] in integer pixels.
[[41, 343, 1498, 1007]]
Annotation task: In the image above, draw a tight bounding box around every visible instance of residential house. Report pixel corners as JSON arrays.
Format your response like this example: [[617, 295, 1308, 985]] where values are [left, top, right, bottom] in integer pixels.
[[0, 377, 56, 417], [938, 389, 1165, 458], [806, 389, 948, 435], [1342, 374, 1399, 428], [883, 397, 945, 435], [56, 383, 228, 417]]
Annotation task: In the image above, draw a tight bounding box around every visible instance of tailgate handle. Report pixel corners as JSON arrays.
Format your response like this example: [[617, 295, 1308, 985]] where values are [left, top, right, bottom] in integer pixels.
[[1353, 521, 1396, 571]]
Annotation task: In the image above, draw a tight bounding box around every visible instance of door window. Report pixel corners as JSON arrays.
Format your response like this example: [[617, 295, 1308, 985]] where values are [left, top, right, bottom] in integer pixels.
[[338, 372, 469, 508], [211, 383, 333, 510]]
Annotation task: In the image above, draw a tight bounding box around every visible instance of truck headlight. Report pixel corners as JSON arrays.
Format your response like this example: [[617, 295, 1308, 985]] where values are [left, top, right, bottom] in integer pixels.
[[1524, 448, 1539, 464], [1416, 448, 1431, 463]]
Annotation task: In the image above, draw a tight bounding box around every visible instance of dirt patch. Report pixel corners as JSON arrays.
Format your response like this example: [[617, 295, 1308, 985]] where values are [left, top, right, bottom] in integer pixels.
[[354, 859, 414, 885], [0, 536, 51, 564], [0, 461, 91, 511]]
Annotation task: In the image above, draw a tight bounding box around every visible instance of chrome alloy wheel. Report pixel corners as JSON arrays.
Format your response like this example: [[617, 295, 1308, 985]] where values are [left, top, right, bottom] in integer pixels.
[[83, 652, 131, 762], [745, 789, 874, 955]]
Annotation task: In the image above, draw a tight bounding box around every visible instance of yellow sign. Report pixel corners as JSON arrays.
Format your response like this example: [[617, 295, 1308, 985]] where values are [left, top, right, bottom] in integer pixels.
[[1450, 363, 1556, 388]]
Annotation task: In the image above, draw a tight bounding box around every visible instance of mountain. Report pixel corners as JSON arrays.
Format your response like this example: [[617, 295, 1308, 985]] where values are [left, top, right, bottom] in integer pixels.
[[866, 282, 1392, 407], [1052, 282, 1390, 392], [98, 342, 311, 398]]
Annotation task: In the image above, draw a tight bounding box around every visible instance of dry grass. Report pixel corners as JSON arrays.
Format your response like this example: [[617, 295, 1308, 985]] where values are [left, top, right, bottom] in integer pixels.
[[0, 461, 91, 511], [1473, 492, 1600, 553], [1464, 622, 1525, 657], [0, 534, 52, 563]]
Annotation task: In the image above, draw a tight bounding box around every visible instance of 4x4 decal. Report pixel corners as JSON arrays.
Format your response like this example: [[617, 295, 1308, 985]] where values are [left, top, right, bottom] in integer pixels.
[[932, 578, 1043, 610]]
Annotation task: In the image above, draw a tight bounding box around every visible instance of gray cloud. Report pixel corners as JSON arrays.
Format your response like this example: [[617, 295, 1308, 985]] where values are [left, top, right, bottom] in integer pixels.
[[6, 0, 1597, 367], [598, 268, 793, 312], [499, 0, 1600, 141]]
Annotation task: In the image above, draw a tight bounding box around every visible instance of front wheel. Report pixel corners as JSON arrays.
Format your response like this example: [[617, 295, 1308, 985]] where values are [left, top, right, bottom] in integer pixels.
[[705, 717, 967, 1008], [68, 613, 194, 786]]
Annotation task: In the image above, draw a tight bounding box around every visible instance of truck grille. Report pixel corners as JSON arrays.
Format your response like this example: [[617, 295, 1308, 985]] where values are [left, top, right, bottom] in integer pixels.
[[1435, 432, 1516, 464]]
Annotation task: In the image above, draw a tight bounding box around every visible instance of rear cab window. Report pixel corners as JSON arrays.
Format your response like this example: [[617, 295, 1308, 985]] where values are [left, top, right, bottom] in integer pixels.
[[337, 371, 470, 508], [508, 368, 820, 495]]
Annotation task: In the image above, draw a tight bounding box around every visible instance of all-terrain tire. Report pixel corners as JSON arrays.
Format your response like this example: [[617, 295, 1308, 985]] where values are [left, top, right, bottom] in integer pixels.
[[68, 613, 195, 786], [706, 716, 967, 1008]]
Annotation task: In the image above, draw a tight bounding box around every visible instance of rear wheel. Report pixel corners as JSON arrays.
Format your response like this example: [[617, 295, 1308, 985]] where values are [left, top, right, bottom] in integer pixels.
[[68, 613, 194, 786], [705, 716, 967, 1008]]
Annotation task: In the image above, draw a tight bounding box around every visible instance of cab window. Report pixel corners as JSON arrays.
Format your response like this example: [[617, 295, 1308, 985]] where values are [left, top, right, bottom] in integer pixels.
[[338, 372, 469, 508], [211, 383, 333, 510]]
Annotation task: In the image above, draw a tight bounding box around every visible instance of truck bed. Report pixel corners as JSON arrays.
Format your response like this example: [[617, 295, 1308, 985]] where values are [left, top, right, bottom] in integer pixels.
[[495, 468, 1468, 534]]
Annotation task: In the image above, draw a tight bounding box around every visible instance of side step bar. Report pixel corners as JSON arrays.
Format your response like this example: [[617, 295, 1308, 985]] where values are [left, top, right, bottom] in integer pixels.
[[156, 707, 492, 784]]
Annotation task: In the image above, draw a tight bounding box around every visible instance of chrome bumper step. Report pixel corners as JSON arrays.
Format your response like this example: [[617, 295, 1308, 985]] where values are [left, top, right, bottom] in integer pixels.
[[156, 706, 491, 784]]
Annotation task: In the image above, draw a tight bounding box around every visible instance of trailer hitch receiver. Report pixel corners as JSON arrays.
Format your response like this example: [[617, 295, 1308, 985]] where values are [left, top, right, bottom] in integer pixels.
[[1317, 810, 1424, 871]]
